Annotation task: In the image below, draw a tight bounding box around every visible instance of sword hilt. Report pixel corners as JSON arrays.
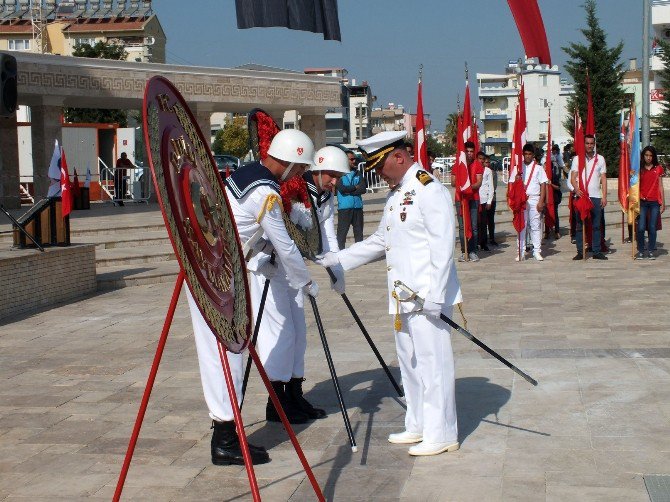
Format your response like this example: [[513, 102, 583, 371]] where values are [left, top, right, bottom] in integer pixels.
[[392, 280, 424, 307]]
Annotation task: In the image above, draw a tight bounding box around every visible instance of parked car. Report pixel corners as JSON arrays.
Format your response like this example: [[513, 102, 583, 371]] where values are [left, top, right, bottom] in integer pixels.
[[214, 154, 241, 176]]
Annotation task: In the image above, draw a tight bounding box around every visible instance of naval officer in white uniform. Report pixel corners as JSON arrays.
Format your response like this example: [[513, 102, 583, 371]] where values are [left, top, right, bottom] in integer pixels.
[[317, 131, 462, 456], [250, 145, 350, 424], [187, 129, 318, 466]]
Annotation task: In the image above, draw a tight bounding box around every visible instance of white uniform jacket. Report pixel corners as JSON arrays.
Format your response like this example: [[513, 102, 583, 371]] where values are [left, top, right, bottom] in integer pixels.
[[479, 166, 494, 205], [304, 173, 340, 254], [338, 164, 462, 314], [225, 162, 311, 289]]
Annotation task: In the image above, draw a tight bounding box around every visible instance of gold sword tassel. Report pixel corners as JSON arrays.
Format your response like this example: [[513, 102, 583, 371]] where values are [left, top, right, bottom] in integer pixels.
[[457, 302, 468, 330]]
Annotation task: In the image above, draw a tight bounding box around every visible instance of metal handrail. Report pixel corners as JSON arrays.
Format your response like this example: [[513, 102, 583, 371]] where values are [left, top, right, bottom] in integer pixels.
[[98, 157, 152, 204]]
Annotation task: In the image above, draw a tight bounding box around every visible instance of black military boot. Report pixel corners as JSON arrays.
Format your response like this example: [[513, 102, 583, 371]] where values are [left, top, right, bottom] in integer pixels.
[[266, 380, 309, 424], [210, 420, 270, 466], [287, 377, 327, 419]]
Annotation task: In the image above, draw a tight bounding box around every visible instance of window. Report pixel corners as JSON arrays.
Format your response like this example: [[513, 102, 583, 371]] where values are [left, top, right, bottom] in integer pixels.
[[501, 123, 508, 133], [539, 120, 548, 134], [539, 98, 549, 108], [541, 75, 548, 87], [8, 39, 30, 51], [74, 38, 96, 47]]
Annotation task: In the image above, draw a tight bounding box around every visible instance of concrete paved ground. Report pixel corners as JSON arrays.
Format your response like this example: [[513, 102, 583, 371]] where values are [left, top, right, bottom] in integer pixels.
[[1, 203, 670, 500]]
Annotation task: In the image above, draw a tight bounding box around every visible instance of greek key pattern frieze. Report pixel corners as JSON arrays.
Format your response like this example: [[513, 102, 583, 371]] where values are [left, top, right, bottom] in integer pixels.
[[17, 69, 340, 105]]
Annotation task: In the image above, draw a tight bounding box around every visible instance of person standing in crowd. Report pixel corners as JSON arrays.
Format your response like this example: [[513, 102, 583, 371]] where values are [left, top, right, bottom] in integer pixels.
[[114, 152, 135, 206], [452, 141, 483, 262], [570, 134, 608, 260], [546, 144, 564, 239], [478, 154, 494, 252], [509, 143, 548, 261], [636, 146, 665, 259], [317, 131, 462, 457], [336, 150, 367, 249]]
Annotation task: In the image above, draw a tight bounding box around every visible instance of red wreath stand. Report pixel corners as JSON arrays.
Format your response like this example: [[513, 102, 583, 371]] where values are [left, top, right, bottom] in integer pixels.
[[112, 270, 324, 501], [112, 76, 324, 501]]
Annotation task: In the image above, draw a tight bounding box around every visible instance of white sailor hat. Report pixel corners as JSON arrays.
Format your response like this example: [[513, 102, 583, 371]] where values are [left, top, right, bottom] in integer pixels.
[[357, 131, 407, 171]]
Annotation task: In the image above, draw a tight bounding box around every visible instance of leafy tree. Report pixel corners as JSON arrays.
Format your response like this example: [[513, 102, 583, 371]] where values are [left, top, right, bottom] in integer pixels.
[[63, 41, 129, 126], [562, 0, 625, 175], [443, 112, 459, 155], [212, 116, 249, 157], [426, 134, 446, 157], [653, 39, 670, 155]]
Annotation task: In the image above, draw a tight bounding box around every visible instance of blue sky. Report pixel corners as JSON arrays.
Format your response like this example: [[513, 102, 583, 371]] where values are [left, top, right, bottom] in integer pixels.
[[152, 0, 641, 130]]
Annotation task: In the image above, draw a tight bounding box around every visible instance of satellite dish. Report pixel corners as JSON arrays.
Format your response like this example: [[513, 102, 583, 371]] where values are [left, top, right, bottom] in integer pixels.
[[144, 36, 155, 46]]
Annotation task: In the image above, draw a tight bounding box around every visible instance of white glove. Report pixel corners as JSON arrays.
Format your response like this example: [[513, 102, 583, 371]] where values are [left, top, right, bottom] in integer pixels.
[[302, 281, 319, 299], [256, 255, 277, 280], [315, 252, 340, 269], [252, 238, 274, 255], [330, 266, 346, 295], [422, 300, 442, 318]]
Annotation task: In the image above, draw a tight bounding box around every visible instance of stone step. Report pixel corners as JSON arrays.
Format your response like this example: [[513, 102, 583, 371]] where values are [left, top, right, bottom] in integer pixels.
[[72, 230, 170, 250], [96, 260, 180, 290], [95, 244, 176, 268]]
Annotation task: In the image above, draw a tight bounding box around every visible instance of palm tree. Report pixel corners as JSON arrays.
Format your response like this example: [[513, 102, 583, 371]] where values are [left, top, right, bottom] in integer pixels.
[[443, 112, 460, 155]]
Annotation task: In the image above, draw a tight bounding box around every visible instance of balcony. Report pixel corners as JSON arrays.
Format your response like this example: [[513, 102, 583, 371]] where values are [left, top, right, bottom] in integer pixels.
[[481, 113, 509, 121], [484, 137, 510, 144]]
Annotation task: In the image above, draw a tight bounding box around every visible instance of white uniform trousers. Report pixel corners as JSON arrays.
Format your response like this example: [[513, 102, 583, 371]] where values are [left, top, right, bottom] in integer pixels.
[[186, 289, 243, 422], [395, 307, 458, 444], [518, 195, 542, 254], [249, 268, 307, 382]]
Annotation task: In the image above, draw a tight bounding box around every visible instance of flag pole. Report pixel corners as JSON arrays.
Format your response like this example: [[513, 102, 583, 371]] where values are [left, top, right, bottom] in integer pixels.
[[632, 215, 636, 259], [464, 62, 470, 261]]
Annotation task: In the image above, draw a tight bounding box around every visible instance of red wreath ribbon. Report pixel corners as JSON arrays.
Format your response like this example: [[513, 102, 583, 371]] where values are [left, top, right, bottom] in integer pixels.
[[280, 176, 311, 214], [255, 111, 281, 160]]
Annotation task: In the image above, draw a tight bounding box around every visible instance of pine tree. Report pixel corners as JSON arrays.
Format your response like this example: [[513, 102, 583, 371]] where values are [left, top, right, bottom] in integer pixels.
[[653, 39, 670, 155], [562, 0, 625, 175]]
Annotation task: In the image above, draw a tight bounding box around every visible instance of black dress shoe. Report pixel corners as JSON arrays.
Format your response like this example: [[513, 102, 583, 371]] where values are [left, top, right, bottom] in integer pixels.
[[266, 381, 310, 424], [481, 245, 490, 252], [287, 377, 327, 419], [572, 253, 584, 260], [211, 421, 270, 466], [592, 252, 608, 260]]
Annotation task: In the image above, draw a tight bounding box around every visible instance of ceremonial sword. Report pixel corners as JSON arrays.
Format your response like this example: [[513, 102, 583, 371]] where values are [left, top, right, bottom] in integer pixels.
[[326, 267, 404, 397], [393, 280, 538, 386]]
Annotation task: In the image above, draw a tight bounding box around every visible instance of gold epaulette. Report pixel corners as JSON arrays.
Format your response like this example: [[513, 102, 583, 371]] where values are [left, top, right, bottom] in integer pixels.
[[416, 170, 434, 186], [256, 194, 282, 224]]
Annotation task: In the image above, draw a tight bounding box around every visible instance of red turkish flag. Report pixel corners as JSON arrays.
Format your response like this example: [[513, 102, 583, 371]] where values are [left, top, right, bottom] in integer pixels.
[[60, 147, 72, 218], [454, 112, 472, 239], [507, 105, 527, 234], [414, 80, 429, 170], [586, 70, 596, 137], [573, 112, 594, 221]]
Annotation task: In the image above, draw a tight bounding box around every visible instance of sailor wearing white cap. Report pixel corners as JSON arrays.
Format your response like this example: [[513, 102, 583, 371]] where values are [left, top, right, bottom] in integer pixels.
[[317, 131, 462, 456], [186, 129, 317, 467]]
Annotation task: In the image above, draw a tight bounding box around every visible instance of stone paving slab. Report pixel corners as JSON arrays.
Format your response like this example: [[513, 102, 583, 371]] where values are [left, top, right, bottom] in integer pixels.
[[1, 204, 670, 501]]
